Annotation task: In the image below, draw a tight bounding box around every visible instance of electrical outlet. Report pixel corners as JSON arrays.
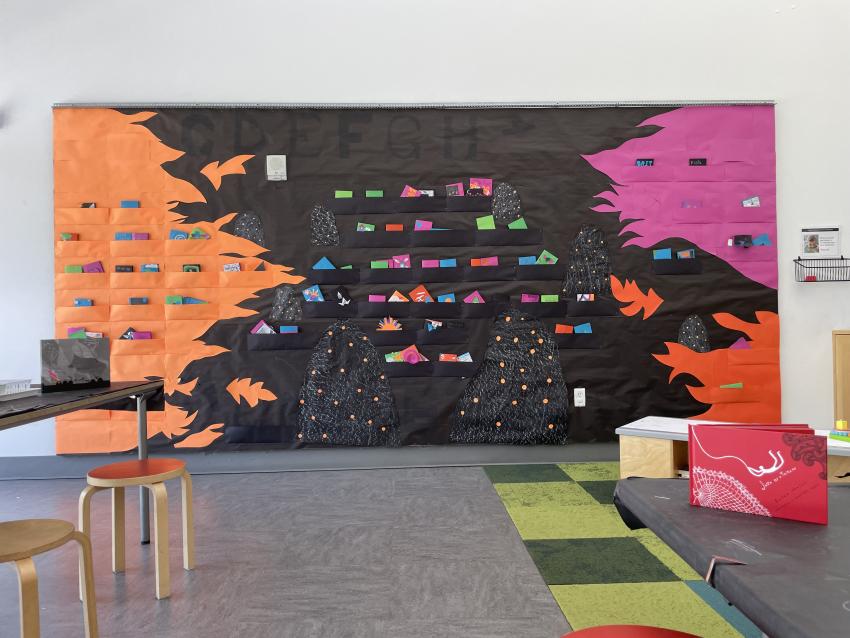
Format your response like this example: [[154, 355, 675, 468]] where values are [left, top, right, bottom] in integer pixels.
[[574, 387, 586, 407]]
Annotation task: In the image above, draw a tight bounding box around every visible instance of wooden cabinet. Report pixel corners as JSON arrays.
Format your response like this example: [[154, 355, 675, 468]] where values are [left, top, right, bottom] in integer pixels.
[[835, 331, 850, 424]]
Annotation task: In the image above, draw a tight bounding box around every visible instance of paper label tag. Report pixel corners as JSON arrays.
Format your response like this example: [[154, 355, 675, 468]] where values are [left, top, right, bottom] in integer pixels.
[[688, 158, 707, 166], [266, 155, 287, 181], [635, 158, 654, 167]]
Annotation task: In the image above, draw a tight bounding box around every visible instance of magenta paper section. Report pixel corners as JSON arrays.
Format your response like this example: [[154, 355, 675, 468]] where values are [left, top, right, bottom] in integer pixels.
[[583, 106, 777, 288]]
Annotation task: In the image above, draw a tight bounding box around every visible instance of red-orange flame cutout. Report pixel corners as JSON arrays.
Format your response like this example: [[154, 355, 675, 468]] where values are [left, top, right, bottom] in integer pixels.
[[201, 155, 254, 190], [610, 274, 663, 319], [175, 423, 224, 448], [653, 311, 780, 423], [226, 378, 278, 407]]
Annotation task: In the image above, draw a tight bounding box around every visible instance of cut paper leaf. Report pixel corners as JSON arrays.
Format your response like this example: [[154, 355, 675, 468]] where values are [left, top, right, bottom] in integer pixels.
[[377, 317, 402, 331], [730, 337, 751, 350], [388, 290, 409, 302], [200, 154, 253, 190], [507, 217, 528, 230], [312, 256, 336, 270], [226, 377, 277, 407], [610, 274, 663, 320]]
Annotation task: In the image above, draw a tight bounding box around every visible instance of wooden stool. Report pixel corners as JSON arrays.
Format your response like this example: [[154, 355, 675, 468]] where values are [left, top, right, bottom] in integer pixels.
[[79, 458, 194, 600], [564, 627, 700, 637], [0, 519, 98, 638]]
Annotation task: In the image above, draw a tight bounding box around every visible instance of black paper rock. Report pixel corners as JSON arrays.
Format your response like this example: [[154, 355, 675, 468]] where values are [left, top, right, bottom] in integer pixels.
[[270, 285, 302, 322], [297, 320, 399, 446], [310, 204, 339, 246], [563, 224, 612, 296], [678, 314, 711, 353], [491, 182, 522, 223], [450, 311, 569, 444], [233, 211, 265, 246]]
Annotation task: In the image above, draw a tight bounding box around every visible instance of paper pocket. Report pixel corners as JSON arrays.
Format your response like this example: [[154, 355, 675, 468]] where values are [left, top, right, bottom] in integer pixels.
[[110, 240, 164, 257], [164, 303, 220, 320], [55, 272, 109, 290], [55, 305, 110, 323], [109, 207, 165, 225], [165, 239, 219, 256], [55, 240, 108, 258], [165, 272, 220, 288], [111, 353, 165, 381], [219, 270, 274, 288], [111, 338, 166, 356], [55, 207, 109, 225], [110, 272, 165, 289], [110, 304, 165, 321], [55, 322, 111, 339]]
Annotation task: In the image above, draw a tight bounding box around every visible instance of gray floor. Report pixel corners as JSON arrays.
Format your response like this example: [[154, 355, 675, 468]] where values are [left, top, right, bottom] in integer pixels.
[[0, 468, 571, 637]]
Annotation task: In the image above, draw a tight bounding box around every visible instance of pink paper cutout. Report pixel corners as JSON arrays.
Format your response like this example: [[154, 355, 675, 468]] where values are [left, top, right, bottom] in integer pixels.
[[730, 337, 751, 350], [582, 106, 777, 289]]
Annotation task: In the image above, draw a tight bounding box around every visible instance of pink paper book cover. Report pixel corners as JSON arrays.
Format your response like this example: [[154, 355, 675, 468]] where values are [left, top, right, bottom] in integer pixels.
[[392, 254, 411, 269], [400, 185, 419, 198], [688, 423, 827, 525], [421, 260, 440, 268], [368, 295, 387, 303], [521, 294, 539, 303], [414, 220, 433, 231], [469, 178, 492, 196], [480, 256, 499, 266]]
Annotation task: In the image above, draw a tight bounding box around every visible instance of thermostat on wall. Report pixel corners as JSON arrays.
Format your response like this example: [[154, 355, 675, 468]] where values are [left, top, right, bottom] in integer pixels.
[[266, 155, 287, 181]]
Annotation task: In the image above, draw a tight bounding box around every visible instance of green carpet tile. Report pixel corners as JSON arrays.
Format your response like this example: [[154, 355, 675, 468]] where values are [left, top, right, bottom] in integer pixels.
[[484, 462, 762, 638]]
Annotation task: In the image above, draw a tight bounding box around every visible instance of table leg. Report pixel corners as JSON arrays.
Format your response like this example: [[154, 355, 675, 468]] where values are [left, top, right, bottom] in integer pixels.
[[136, 394, 150, 545]]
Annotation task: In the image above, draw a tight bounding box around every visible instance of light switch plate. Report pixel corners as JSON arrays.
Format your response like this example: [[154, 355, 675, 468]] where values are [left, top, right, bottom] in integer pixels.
[[266, 155, 287, 181], [574, 387, 586, 407]]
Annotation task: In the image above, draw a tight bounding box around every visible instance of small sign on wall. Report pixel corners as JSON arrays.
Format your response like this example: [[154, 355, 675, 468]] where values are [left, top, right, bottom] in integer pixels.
[[266, 155, 287, 181], [801, 227, 841, 258]]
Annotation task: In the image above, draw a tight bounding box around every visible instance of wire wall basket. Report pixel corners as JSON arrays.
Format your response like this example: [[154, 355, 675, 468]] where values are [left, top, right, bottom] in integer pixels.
[[794, 257, 850, 282]]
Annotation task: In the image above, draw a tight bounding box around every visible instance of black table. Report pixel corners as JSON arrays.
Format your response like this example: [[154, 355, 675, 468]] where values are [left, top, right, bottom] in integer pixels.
[[0, 380, 164, 543], [614, 477, 850, 638]]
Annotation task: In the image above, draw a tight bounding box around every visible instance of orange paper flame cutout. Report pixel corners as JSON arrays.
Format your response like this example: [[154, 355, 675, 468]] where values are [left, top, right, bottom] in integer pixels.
[[175, 423, 224, 448], [201, 155, 254, 190], [653, 311, 780, 423], [610, 274, 663, 319], [226, 378, 278, 407]]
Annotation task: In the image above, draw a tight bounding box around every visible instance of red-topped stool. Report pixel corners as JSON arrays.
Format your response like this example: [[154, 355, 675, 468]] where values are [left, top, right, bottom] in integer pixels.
[[564, 627, 700, 637], [79, 458, 194, 600]]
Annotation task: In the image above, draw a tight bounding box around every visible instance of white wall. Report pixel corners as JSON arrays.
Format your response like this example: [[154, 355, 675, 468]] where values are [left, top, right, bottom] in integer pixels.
[[1, 0, 848, 455]]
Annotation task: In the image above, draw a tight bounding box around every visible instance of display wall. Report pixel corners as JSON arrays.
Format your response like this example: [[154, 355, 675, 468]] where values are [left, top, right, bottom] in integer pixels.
[[52, 104, 779, 452]]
